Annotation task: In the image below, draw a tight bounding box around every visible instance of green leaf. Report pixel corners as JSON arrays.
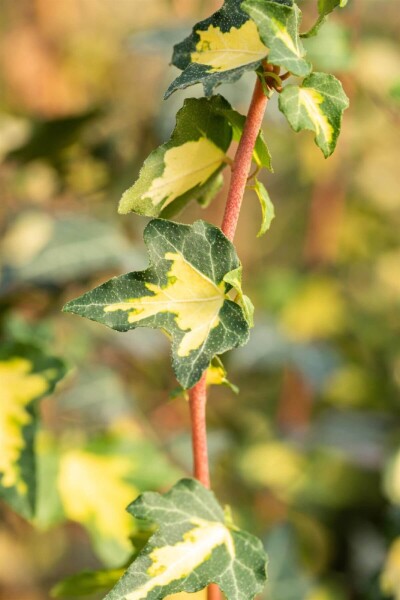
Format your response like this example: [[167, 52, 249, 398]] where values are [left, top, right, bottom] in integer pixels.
[[223, 267, 255, 328], [217, 108, 273, 171], [278, 72, 349, 157], [119, 97, 232, 218], [52, 568, 125, 598], [103, 478, 268, 600], [242, 0, 311, 77], [0, 342, 66, 518], [63, 219, 250, 389], [301, 0, 348, 38], [165, 0, 269, 98], [251, 179, 275, 237]]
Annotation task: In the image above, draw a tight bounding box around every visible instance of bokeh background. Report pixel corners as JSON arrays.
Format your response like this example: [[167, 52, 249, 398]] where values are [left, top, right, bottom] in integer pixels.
[[1, 1, 400, 599]]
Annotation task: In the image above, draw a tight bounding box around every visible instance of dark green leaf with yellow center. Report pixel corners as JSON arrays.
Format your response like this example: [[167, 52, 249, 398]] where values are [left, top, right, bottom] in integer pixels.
[[119, 96, 232, 218], [278, 72, 349, 157], [0, 342, 66, 518], [103, 478, 268, 600], [166, 0, 312, 97], [242, 0, 311, 77], [63, 219, 250, 389]]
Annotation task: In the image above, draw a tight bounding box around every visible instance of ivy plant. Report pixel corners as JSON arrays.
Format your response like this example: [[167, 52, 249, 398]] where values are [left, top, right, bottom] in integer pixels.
[[1, 1, 349, 600]]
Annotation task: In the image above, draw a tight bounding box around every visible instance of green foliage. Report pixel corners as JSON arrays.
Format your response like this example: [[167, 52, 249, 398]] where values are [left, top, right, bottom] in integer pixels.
[[52, 568, 124, 598], [302, 0, 349, 38], [242, 0, 311, 76], [166, 0, 318, 98], [104, 478, 268, 600], [0, 342, 66, 518], [64, 219, 250, 389], [166, 0, 267, 98], [251, 179, 275, 237], [119, 96, 232, 218], [278, 72, 349, 157], [0, 1, 355, 599]]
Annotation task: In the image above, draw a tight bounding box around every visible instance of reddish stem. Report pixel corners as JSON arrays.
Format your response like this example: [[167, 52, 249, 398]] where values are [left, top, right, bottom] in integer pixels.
[[188, 75, 269, 600], [221, 76, 269, 242], [188, 372, 210, 488]]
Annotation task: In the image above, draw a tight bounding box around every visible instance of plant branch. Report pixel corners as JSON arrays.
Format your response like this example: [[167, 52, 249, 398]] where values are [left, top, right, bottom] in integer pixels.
[[221, 76, 269, 241], [188, 74, 269, 600], [188, 372, 210, 488]]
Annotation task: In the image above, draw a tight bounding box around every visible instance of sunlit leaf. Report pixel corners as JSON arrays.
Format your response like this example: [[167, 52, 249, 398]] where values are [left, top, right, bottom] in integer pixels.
[[36, 423, 182, 566], [58, 449, 139, 562], [165, 0, 268, 97], [0, 343, 65, 518], [206, 356, 239, 394], [242, 0, 311, 77], [118, 97, 232, 217], [278, 72, 349, 157], [171, 357, 239, 400], [301, 0, 348, 38], [64, 219, 249, 389], [104, 478, 268, 600], [250, 179, 275, 237]]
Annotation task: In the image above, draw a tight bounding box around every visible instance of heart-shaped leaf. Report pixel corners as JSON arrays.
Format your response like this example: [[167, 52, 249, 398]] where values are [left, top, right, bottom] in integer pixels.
[[278, 72, 349, 157]]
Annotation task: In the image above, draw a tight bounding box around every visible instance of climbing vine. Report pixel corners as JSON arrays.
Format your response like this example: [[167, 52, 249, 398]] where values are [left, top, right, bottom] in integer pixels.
[[1, 2, 349, 599]]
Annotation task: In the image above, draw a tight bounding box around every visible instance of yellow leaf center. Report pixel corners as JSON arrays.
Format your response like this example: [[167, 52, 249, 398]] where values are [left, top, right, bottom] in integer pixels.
[[0, 358, 48, 491], [191, 20, 268, 72], [58, 450, 137, 545], [298, 88, 333, 145], [126, 518, 235, 600], [145, 138, 226, 209], [104, 252, 225, 357]]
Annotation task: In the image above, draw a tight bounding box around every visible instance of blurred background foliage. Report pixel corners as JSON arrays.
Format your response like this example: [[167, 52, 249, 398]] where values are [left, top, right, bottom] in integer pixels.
[[0, 0, 400, 599]]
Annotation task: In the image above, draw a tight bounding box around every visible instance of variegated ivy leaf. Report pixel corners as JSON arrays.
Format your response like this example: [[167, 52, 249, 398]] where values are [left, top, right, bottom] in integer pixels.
[[0, 342, 65, 518], [165, 0, 269, 98], [278, 72, 349, 157], [166, 0, 307, 97], [119, 96, 232, 218], [63, 219, 250, 389], [242, 0, 311, 77], [103, 478, 268, 600], [251, 179, 275, 237], [301, 0, 349, 38]]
